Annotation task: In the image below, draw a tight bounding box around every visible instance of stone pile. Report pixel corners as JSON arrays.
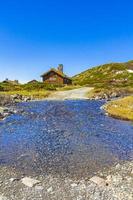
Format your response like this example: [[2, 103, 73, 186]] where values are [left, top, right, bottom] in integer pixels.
[[0, 94, 31, 120]]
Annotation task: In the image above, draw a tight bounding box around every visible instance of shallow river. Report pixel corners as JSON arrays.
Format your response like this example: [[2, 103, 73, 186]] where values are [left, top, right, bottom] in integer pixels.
[[0, 100, 133, 178]]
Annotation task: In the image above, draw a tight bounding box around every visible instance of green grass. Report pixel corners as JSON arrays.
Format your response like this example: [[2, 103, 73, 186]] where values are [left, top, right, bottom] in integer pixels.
[[104, 96, 133, 121]]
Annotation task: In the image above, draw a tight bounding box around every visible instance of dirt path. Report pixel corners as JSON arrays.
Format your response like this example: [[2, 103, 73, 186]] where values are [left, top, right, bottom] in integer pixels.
[[46, 87, 93, 100]]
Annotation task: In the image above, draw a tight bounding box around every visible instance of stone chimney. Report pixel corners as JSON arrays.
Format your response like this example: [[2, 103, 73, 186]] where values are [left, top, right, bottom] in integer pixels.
[[57, 64, 63, 73]]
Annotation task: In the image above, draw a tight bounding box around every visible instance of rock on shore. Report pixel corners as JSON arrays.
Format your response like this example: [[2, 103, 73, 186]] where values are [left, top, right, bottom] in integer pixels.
[[0, 94, 32, 120], [89, 91, 122, 101]]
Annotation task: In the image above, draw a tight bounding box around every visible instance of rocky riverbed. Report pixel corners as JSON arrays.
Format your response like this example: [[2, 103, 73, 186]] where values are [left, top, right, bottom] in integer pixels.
[[0, 160, 132, 200]]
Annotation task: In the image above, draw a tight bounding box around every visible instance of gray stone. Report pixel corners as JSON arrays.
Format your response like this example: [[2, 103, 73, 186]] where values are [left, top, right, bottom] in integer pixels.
[[23, 97, 31, 102]]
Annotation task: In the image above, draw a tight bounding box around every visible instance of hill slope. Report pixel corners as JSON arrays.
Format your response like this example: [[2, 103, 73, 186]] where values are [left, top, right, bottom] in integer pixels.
[[73, 60, 133, 99], [73, 61, 133, 88]]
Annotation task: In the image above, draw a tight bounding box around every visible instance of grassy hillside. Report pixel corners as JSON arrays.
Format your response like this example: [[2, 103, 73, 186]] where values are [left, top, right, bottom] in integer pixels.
[[73, 61, 133, 87], [73, 61, 133, 98]]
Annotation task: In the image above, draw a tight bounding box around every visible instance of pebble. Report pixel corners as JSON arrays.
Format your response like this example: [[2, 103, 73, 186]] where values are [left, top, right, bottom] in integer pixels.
[[47, 186, 53, 193], [71, 183, 78, 187], [35, 185, 44, 191]]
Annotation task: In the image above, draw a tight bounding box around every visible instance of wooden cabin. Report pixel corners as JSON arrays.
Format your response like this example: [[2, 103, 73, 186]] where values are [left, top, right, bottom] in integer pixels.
[[41, 65, 72, 85]]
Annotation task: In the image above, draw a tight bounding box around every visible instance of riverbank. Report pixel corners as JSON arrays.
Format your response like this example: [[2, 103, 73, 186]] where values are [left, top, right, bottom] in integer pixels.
[[0, 94, 32, 120], [104, 96, 133, 121], [0, 160, 132, 200], [87, 87, 133, 100]]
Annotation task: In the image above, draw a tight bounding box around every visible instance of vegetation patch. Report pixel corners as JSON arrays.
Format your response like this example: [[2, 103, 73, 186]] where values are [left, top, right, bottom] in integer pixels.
[[0, 82, 58, 99], [104, 96, 133, 121]]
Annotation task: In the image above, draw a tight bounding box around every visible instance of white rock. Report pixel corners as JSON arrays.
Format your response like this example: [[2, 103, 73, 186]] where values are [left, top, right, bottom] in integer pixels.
[[21, 177, 41, 187], [116, 71, 124, 74], [127, 69, 133, 73], [90, 176, 107, 187], [71, 183, 78, 187], [47, 186, 53, 193]]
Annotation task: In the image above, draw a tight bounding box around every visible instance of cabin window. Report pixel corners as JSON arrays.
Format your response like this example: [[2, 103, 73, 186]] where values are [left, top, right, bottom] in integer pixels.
[[49, 77, 56, 81]]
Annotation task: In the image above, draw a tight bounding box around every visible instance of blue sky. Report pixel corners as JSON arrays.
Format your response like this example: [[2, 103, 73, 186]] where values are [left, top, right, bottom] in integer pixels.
[[0, 0, 133, 82]]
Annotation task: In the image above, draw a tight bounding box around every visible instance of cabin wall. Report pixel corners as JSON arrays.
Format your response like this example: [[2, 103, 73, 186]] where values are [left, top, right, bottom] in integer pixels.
[[42, 71, 64, 84]]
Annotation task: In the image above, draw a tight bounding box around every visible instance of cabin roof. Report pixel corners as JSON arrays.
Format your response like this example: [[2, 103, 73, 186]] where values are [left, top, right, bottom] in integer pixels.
[[41, 68, 72, 80]]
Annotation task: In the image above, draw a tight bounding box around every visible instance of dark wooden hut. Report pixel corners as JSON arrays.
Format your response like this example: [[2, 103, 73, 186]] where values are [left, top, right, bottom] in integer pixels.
[[41, 65, 72, 85]]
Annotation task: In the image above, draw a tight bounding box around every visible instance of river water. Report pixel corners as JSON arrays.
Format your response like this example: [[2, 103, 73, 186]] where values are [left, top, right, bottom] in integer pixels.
[[0, 100, 133, 178]]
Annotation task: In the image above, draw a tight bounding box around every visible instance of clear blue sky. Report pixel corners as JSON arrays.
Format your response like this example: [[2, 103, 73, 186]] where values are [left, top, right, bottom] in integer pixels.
[[0, 0, 133, 82]]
